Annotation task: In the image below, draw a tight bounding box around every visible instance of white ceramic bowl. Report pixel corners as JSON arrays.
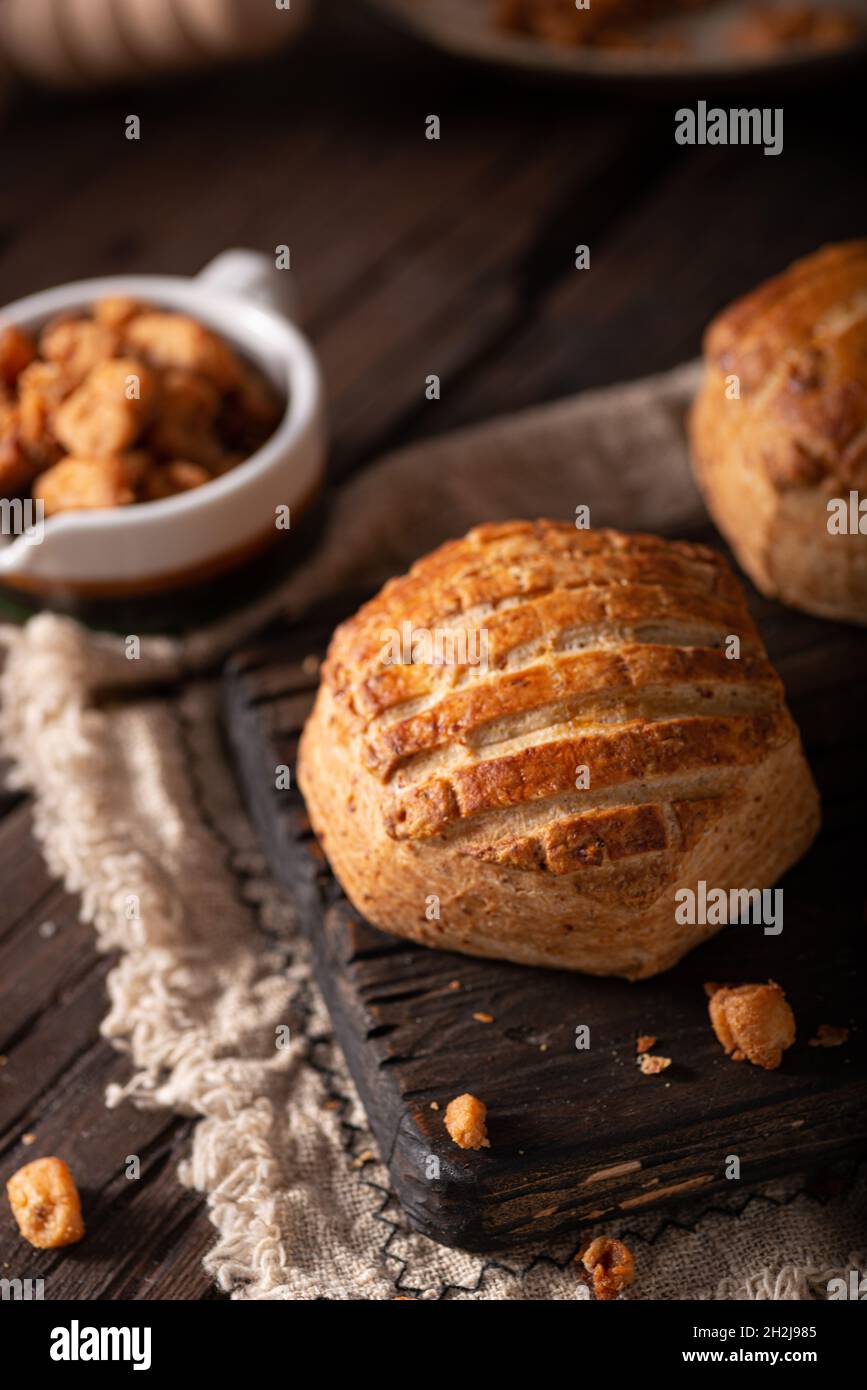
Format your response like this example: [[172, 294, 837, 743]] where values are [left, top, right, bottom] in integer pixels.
[[0, 249, 326, 596]]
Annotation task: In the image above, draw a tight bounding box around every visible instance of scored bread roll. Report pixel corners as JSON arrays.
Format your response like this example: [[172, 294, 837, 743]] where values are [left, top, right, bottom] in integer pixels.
[[690, 241, 867, 626], [297, 521, 819, 979]]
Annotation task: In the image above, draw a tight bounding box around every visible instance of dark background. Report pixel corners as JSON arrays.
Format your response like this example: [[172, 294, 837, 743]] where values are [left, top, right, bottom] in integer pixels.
[[0, 0, 865, 1297]]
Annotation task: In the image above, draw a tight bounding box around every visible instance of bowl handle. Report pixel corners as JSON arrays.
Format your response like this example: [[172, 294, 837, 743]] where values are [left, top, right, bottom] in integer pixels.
[[196, 248, 298, 322]]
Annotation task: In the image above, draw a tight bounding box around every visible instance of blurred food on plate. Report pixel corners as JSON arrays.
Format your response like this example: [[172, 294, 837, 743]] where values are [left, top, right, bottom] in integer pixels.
[[729, 3, 862, 53]]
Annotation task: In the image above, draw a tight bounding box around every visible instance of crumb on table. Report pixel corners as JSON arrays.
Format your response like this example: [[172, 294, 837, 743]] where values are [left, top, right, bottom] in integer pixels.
[[6, 1156, 85, 1249], [577, 1236, 636, 1301], [809, 1024, 849, 1048]]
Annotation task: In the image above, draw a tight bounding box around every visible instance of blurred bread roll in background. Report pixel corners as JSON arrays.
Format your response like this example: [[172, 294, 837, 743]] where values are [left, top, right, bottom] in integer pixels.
[[0, 0, 311, 88], [690, 241, 867, 626]]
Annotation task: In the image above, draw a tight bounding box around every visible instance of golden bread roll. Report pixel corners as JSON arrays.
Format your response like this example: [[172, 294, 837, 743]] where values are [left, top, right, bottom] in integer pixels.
[[690, 241, 867, 626], [297, 521, 819, 979]]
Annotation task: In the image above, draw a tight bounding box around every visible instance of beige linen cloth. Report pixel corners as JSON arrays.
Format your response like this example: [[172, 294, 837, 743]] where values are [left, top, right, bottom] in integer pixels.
[[1, 362, 864, 1300]]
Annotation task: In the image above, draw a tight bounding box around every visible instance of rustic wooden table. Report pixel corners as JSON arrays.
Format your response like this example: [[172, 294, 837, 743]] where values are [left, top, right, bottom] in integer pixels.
[[1, 0, 865, 1298]]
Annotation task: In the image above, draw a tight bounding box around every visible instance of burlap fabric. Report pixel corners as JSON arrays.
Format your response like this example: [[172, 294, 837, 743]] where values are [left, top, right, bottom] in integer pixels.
[[1, 362, 863, 1299]]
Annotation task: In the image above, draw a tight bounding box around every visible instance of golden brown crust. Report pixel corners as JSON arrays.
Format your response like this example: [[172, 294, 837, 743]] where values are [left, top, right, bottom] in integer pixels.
[[384, 711, 793, 845], [690, 241, 867, 624], [298, 522, 820, 978]]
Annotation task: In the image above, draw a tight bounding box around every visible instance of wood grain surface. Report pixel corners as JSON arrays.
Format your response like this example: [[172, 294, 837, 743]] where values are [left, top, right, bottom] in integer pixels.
[[1, 0, 866, 1292]]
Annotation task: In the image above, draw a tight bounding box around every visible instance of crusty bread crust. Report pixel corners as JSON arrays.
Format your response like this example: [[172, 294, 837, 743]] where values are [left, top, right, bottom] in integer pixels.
[[690, 240, 867, 625], [297, 522, 820, 979]]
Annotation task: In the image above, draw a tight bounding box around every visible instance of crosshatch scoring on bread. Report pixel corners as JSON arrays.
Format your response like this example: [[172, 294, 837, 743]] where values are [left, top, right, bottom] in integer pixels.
[[0, 300, 282, 515], [296, 520, 821, 980]]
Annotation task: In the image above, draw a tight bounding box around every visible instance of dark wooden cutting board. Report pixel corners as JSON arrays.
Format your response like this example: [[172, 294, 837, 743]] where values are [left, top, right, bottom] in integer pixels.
[[223, 570, 867, 1252]]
